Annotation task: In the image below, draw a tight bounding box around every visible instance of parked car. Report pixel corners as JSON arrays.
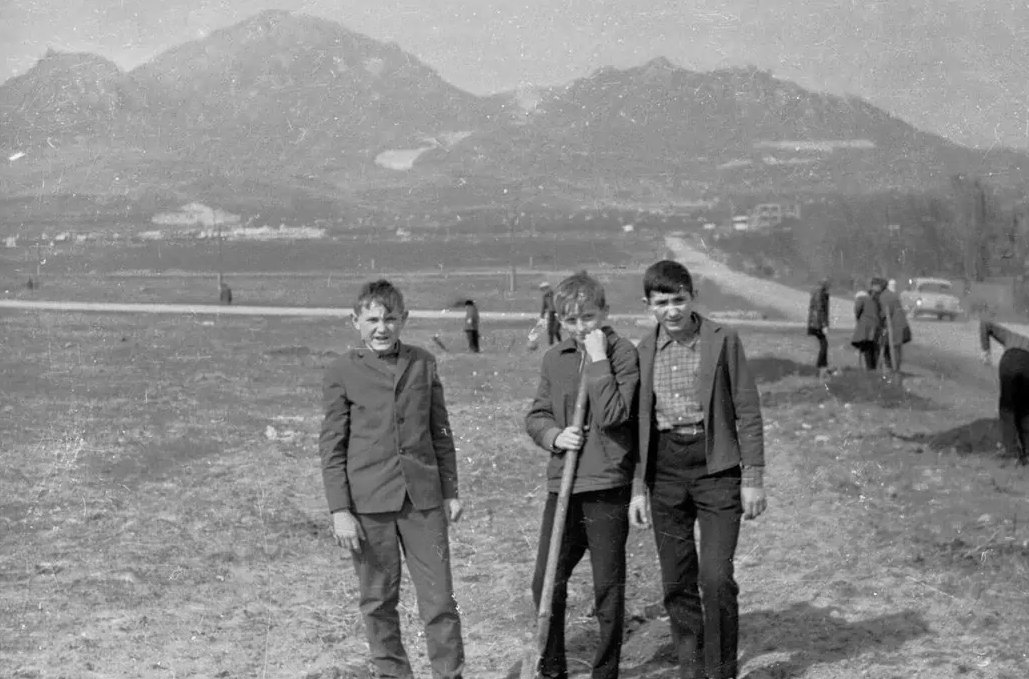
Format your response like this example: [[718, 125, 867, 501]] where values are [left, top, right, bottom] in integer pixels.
[[900, 277, 962, 320]]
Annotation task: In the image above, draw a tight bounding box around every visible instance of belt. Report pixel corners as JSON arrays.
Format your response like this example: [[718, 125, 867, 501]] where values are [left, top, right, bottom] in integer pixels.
[[660, 423, 705, 437]]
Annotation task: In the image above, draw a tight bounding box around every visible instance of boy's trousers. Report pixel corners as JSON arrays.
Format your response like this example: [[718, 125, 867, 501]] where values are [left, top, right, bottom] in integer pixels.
[[807, 328, 828, 369], [352, 497, 464, 679], [649, 430, 743, 679], [531, 485, 630, 679], [998, 347, 1029, 463]]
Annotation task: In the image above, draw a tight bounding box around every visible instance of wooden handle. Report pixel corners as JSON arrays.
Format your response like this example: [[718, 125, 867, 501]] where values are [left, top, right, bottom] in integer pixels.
[[532, 355, 590, 672]]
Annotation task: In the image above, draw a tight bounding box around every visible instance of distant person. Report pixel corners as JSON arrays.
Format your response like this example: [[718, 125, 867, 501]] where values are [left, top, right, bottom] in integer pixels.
[[525, 270, 640, 679], [872, 277, 910, 378], [629, 260, 766, 679], [980, 320, 1029, 465], [26, 277, 35, 290], [319, 279, 466, 679], [463, 299, 480, 353], [851, 286, 880, 370], [806, 278, 831, 379], [540, 281, 561, 345], [219, 283, 233, 306]]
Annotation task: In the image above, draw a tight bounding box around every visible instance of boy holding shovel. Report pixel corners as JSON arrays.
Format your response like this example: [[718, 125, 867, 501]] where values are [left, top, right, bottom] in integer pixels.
[[525, 271, 640, 679]]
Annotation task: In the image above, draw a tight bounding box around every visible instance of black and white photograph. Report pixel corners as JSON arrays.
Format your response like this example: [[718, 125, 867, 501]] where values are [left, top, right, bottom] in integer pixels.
[[2, 2, 1028, 678]]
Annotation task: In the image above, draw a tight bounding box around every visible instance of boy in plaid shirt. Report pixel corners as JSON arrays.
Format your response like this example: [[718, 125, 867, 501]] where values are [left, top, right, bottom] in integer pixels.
[[629, 260, 766, 679]]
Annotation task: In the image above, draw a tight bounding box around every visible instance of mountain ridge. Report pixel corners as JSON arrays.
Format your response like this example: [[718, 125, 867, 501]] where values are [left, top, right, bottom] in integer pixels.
[[2, 10, 1027, 223]]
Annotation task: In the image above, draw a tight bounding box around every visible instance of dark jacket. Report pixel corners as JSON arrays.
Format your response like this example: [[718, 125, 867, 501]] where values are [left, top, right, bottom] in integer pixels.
[[877, 289, 911, 345], [319, 342, 458, 514], [525, 327, 639, 494], [464, 305, 480, 332], [851, 293, 881, 346], [633, 316, 764, 495], [980, 320, 1029, 353], [540, 290, 559, 331], [807, 285, 830, 331]]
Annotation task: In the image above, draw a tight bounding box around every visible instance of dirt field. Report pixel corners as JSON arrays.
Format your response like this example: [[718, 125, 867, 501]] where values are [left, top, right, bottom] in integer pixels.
[[1, 310, 1026, 679]]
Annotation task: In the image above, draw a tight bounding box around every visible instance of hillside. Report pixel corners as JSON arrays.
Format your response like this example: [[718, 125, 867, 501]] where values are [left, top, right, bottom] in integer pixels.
[[2, 11, 1029, 225], [428, 60, 1029, 196], [0, 50, 141, 149]]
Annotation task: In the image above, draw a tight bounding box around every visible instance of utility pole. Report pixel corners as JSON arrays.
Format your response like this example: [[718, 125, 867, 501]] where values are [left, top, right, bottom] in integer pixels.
[[507, 205, 518, 293], [216, 222, 224, 290]]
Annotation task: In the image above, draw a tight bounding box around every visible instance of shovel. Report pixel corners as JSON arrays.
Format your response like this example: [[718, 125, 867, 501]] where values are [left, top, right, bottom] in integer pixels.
[[518, 355, 591, 679]]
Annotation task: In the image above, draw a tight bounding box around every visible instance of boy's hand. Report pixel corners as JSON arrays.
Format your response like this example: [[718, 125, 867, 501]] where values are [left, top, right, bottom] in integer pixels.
[[741, 487, 767, 520], [554, 426, 584, 452], [444, 498, 463, 523], [584, 329, 608, 362], [332, 511, 364, 552], [629, 493, 650, 529]]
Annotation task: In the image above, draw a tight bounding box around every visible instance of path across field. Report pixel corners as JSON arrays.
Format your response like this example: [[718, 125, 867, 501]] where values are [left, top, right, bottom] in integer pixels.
[[0, 299, 794, 329]]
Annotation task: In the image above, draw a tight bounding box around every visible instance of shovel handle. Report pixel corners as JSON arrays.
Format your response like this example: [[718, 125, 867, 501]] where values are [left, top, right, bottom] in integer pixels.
[[532, 355, 591, 668]]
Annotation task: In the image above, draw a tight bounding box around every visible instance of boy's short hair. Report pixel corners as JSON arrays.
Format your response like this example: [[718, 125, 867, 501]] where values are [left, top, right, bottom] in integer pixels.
[[643, 260, 695, 299], [553, 270, 607, 316], [353, 279, 405, 315]]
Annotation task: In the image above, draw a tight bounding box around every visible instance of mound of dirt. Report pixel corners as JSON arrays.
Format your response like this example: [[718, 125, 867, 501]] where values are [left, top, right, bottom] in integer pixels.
[[761, 369, 936, 411], [892, 417, 1007, 457]]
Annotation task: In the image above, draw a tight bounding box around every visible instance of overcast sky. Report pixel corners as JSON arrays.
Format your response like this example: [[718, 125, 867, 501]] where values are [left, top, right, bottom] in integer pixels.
[[3, 0, 1028, 149]]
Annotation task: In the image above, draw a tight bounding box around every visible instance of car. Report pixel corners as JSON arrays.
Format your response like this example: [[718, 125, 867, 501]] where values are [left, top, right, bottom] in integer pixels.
[[900, 277, 962, 321]]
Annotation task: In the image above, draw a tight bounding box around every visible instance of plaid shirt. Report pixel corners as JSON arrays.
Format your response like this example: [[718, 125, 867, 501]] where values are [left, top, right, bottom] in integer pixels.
[[652, 318, 764, 488], [653, 323, 704, 429]]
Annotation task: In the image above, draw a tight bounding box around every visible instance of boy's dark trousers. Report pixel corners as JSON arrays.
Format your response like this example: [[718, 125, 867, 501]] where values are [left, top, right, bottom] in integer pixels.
[[547, 317, 562, 345], [854, 342, 877, 370], [649, 430, 743, 679], [465, 330, 480, 353], [998, 347, 1029, 463], [351, 497, 464, 679], [531, 485, 630, 679], [807, 328, 828, 369]]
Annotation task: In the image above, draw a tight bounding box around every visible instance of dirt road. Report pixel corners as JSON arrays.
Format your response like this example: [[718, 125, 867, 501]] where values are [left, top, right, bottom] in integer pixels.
[[665, 234, 1029, 366], [0, 299, 797, 330]]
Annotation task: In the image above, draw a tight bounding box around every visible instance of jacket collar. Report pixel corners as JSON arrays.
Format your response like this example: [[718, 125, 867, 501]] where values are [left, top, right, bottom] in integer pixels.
[[354, 341, 413, 385], [641, 314, 726, 405], [656, 313, 703, 350]]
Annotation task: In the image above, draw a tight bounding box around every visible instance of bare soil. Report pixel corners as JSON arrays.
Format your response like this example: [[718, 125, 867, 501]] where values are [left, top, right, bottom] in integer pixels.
[[1, 312, 1026, 679]]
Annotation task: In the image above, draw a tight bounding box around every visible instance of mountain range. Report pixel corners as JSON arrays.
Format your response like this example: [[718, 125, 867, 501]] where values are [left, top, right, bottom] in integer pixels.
[[2, 9, 1027, 226]]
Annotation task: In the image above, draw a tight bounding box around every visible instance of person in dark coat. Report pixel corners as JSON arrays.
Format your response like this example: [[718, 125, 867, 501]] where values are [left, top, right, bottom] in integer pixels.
[[981, 320, 1029, 465], [540, 281, 561, 345], [219, 282, 233, 306], [851, 287, 880, 370], [463, 299, 480, 353], [806, 278, 831, 378], [872, 277, 910, 376]]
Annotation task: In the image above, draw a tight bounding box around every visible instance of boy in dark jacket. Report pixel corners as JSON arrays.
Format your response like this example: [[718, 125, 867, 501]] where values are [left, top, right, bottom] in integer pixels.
[[320, 279, 465, 679], [525, 271, 640, 679], [981, 319, 1029, 464]]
